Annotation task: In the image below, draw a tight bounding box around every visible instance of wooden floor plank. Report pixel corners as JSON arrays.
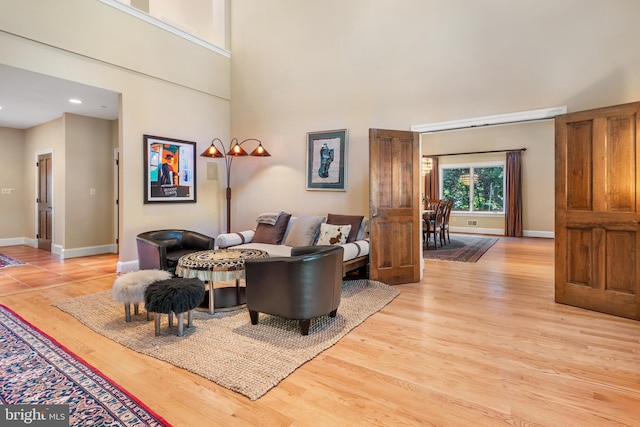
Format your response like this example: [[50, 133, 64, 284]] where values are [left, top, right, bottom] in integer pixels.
[[0, 238, 639, 426]]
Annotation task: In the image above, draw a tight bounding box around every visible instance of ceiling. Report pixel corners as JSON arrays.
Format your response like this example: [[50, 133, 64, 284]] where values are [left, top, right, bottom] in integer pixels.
[[0, 64, 120, 130]]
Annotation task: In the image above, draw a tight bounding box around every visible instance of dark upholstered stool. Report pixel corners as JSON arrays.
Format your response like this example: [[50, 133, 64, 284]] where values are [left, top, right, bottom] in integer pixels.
[[112, 269, 172, 322], [144, 278, 205, 336]]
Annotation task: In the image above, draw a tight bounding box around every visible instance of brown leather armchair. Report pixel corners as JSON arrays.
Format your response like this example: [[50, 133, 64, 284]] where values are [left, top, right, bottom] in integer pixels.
[[244, 245, 344, 335], [136, 230, 215, 274]]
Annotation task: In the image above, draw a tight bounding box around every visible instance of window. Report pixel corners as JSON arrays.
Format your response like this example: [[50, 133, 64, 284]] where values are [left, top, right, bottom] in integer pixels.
[[441, 163, 505, 213]]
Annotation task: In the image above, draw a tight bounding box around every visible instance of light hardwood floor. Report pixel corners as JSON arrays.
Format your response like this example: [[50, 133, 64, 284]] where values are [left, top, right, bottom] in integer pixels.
[[1, 238, 639, 426]]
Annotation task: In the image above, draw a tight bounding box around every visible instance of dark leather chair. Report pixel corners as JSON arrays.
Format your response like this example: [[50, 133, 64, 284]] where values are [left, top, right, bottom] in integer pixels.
[[136, 230, 215, 274], [244, 245, 344, 335]]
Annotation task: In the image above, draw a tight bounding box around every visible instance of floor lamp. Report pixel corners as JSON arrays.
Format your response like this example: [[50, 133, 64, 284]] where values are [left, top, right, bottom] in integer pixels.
[[200, 137, 271, 233]]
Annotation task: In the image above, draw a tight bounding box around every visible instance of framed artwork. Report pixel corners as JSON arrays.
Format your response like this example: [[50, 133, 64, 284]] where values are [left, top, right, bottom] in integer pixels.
[[306, 129, 347, 191], [143, 134, 197, 203]]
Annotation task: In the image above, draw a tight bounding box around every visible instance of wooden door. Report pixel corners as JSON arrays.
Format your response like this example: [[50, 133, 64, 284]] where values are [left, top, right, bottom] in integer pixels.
[[555, 102, 640, 320], [37, 153, 53, 251], [369, 128, 421, 285]]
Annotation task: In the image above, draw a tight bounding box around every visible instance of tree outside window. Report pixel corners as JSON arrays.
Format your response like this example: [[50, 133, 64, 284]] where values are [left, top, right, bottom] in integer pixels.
[[441, 164, 504, 213]]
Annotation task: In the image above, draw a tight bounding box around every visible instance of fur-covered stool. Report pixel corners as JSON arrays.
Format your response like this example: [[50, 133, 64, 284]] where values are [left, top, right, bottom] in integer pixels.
[[112, 269, 173, 322], [144, 278, 205, 336]]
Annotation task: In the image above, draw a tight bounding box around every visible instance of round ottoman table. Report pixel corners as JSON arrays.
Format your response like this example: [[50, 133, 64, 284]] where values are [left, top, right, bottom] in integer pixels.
[[144, 277, 206, 336], [112, 269, 173, 322]]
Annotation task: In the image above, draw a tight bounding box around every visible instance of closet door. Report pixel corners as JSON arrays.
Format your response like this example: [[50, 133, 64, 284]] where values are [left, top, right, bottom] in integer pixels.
[[555, 102, 640, 319], [37, 153, 53, 251]]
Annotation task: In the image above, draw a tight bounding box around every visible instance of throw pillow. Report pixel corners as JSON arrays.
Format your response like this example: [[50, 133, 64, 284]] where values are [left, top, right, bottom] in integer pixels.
[[284, 215, 326, 246], [253, 213, 291, 244], [326, 213, 364, 243], [316, 223, 351, 246]]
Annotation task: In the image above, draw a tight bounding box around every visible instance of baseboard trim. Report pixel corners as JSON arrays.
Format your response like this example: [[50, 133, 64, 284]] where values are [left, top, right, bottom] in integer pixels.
[[450, 226, 503, 235], [523, 230, 555, 238], [449, 227, 554, 239], [118, 260, 139, 274], [58, 244, 117, 259], [0, 237, 35, 247]]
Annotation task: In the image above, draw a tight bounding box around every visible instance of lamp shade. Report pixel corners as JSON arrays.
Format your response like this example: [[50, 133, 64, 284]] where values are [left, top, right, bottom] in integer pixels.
[[227, 142, 248, 156], [250, 142, 271, 157], [200, 143, 223, 158]]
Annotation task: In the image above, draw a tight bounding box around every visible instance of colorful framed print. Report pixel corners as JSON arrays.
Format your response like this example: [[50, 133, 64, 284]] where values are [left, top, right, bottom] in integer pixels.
[[143, 135, 196, 203]]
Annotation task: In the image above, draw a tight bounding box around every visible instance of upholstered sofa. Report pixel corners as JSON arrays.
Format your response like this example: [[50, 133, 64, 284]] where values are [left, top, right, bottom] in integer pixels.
[[215, 212, 370, 277]]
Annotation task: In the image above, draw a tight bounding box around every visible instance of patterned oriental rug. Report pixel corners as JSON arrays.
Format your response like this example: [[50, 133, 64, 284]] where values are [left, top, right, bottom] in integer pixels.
[[0, 305, 170, 426], [53, 280, 400, 401], [423, 235, 499, 263], [0, 254, 25, 268]]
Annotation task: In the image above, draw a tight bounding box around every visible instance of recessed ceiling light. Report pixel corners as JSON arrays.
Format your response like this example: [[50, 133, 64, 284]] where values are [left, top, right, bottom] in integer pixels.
[[69, 99, 82, 104]]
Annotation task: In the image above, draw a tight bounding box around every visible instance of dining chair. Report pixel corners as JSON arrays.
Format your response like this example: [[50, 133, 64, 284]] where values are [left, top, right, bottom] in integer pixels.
[[423, 198, 438, 249], [426, 200, 446, 249], [427, 198, 441, 211], [442, 199, 454, 244], [422, 212, 433, 249]]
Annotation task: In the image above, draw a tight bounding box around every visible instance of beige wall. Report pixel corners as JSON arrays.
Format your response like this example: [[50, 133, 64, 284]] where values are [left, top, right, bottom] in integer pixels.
[[64, 114, 115, 250], [0, 0, 229, 98], [8, 115, 116, 253], [0, 127, 26, 238], [423, 121, 555, 236], [19, 115, 116, 253], [229, 0, 640, 232], [1, 0, 230, 267], [4, 1, 640, 266], [24, 119, 65, 248]]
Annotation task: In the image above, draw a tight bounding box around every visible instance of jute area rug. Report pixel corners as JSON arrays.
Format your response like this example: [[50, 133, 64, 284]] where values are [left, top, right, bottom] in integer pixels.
[[53, 279, 400, 401], [423, 234, 499, 263]]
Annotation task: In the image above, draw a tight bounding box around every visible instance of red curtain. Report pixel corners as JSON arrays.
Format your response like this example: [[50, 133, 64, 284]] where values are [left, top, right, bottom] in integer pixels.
[[505, 151, 523, 237]]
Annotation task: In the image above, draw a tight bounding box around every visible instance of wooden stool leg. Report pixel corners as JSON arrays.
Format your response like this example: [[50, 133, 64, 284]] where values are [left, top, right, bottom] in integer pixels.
[[154, 313, 161, 336], [177, 312, 184, 336], [208, 281, 215, 315], [124, 303, 131, 322], [187, 310, 193, 328]]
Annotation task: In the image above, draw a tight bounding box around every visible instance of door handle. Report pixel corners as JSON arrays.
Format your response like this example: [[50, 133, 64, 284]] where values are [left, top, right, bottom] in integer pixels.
[[372, 213, 378, 218]]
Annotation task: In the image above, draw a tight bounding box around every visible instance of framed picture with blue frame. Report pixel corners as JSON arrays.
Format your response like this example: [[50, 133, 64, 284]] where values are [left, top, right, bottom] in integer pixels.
[[305, 129, 347, 191], [143, 134, 197, 203]]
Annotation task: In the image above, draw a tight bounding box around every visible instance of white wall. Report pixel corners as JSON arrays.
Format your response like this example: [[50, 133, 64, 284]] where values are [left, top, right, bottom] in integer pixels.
[[229, 0, 640, 231], [115, 0, 228, 49]]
